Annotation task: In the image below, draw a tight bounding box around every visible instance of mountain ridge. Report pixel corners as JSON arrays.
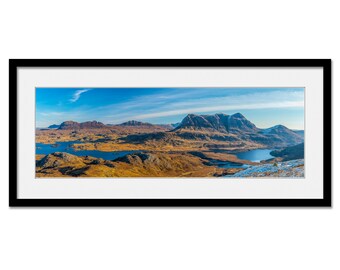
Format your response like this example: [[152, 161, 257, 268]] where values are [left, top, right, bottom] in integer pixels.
[[50, 112, 303, 147], [175, 113, 258, 134], [58, 120, 107, 130]]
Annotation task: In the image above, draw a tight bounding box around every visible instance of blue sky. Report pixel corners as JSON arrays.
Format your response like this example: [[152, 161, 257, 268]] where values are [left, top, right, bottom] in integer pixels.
[[36, 87, 304, 129]]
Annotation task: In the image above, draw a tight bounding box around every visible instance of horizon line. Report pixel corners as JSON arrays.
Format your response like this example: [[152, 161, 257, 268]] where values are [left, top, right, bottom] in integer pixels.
[[36, 112, 304, 131]]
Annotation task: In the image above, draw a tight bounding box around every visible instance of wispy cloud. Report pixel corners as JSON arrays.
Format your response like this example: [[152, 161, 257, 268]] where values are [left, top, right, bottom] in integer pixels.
[[103, 89, 304, 123], [69, 89, 91, 103], [36, 87, 304, 129], [134, 101, 304, 120], [40, 111, 64, 117]]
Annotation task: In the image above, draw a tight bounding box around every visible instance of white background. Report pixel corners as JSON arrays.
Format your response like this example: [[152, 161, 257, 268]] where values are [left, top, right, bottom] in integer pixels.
[[0, 0, 338, 269]]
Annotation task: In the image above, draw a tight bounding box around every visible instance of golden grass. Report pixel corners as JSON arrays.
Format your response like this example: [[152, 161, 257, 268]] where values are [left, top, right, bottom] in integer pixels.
[[35, 128, 266, 177]]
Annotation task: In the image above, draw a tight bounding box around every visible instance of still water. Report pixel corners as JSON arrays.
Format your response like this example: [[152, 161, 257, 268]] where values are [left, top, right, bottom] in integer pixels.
[[36, 141, 274, 167], [36, 141, 137, 160], [234, 149, 274, 162], [214, 149, 274, 168]]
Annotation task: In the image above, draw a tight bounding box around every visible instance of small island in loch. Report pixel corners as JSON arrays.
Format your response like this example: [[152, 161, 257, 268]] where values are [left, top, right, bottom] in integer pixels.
[[36, 88, 304, 178]]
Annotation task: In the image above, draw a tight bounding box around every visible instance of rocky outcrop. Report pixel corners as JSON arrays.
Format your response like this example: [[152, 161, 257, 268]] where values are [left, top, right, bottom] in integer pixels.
[[36, 152, 85, 169], [230, 159, 304, 178]]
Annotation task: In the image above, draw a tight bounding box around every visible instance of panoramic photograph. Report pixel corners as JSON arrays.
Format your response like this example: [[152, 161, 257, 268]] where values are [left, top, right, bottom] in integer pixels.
[[35, 87, 305, 178]]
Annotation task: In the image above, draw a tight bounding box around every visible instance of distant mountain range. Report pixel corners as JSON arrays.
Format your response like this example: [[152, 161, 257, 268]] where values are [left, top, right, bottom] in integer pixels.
[[45, 112, 304, 147], [54, 120, 179, 130]]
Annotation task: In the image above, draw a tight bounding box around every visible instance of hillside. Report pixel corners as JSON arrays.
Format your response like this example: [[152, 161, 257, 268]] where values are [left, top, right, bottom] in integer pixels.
[[172, 113, 303, 147], [270, 143, 304, 161], [37, 112, 304, 153], [36, 152, 231, 177]]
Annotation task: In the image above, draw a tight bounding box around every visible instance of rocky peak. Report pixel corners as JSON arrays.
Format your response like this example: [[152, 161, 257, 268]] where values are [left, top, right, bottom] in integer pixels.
[[37, 152, 84, 168], [228, 113, 258, 133], [261, 125, 292, 134], [80, 121, 106, 129], [175, 112, 257, 133], [180, 114, 216, 129], [231, 112, 245, 119], [58, 120, 106, 130], [58, 121, 80, 130]]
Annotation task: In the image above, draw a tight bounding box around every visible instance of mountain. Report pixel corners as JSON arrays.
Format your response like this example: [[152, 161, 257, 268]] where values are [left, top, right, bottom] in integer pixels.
[[52, 113, 303, 148], [58, 120, 107, 130], [228, 113, 258, 133], [175, 113, 258, 133], [261, 125, 295, 135], [48, 124, 60, 129], [176, 113, 228, 132], [118, 120, 153, 127], [258, 125, 303, 145], [172, 113, 303, 147], [119, 113, 303, 149]]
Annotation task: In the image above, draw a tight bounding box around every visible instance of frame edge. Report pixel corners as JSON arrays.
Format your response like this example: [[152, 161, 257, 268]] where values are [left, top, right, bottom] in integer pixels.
[[9, 59, 332, 207]]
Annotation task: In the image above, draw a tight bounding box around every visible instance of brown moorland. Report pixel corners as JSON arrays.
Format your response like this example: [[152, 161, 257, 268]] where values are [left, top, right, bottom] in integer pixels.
[[36, 152, 244, 177]]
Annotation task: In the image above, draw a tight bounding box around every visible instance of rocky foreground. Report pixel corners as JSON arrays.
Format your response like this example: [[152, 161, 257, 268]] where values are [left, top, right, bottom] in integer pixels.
[[229, 159, 304, 178], [36, 150, 304, 178], [35, 152, 235, 177]]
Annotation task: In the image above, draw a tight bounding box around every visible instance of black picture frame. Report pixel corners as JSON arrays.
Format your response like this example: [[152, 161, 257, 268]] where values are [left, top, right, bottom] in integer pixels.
[[9, 59, 332, 207]]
